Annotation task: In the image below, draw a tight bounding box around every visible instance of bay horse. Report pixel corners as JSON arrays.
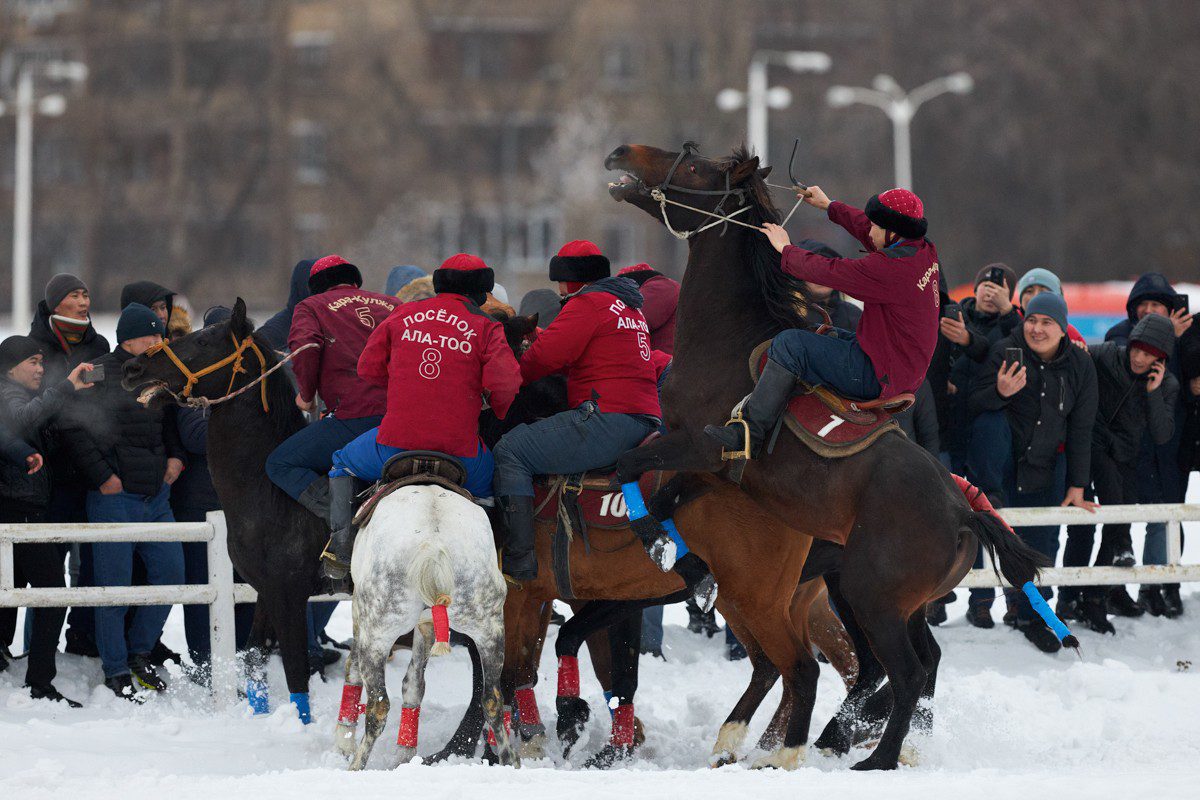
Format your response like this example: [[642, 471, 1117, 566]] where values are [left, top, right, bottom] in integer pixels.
[[605, 143, 1048, 770], [334, 482, 514, 770], [121, 299, 485, 755], [488, 313, 858, 769]]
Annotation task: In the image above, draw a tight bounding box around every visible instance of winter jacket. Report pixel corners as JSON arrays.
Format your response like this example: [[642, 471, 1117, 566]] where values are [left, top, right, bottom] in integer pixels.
[[970, 331, 1098, 493], [1177, 327, 1200, 472], [169, 406, 220, 516], [942, 297, 1023, 455], [803, 291, 862, 332], [0, 420, 34, 467], [358, 293, 521, 458], [1089, 342, 1178, 465], [627, 272, 680, 354], [1105, 272, 1183, 345], [69, 346, 186, 497], [289, 285, 396, 419], [120, 280, 175, 320], [894, 380, 940, 456], [779, 201, 940, 399], [521, 277, 662, 418], [258, 259, 316, 351], [0, 376, 71, 509], [26, 301, 110, 390]]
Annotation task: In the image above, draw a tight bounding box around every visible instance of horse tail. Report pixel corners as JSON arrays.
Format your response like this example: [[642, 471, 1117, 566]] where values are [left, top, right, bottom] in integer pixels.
[[407, 539, 455, 657], [964, 509, 1049, 588]]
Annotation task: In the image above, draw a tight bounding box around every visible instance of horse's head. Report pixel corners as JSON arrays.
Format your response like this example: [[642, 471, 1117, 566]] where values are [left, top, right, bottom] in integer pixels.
[[122, 297, 260, 409], [604, 142, 775, 231]]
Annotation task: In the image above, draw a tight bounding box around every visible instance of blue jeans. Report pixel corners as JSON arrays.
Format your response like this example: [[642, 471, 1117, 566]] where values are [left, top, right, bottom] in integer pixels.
[[267, 415, 382, 500], [641, 605, 664, 652], [967, 410, 1065, 619], [87, 484, 185, 678], [493, 402, 657, 498], [330, 426, 496, 498], [769, 327, 882, 401]]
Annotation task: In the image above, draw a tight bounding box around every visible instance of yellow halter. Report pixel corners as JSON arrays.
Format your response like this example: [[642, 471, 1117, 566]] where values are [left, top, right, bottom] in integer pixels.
[[144, 333, 271, 413]]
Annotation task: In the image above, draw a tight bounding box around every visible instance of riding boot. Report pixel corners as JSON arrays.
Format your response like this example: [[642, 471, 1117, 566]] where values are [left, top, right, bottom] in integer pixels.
[[499, 496, 538, 582], [321, 476, 358, 580], [672, 552, 718, 613], [703, 358, 796, 458], [297, 476, 331, 521]]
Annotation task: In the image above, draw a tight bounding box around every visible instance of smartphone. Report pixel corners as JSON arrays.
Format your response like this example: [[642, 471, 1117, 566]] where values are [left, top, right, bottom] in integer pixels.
[[943, 302, 962, 320], [1004, 348, 1024, 369], [84, 364, 105, 383], [1177, 294, 1190, 315], [985, 266, 1007, 287]]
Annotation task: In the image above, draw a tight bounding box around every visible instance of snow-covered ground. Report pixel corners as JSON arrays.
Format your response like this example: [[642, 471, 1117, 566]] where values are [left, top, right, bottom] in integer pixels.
[[3, 588, 1199, 799]]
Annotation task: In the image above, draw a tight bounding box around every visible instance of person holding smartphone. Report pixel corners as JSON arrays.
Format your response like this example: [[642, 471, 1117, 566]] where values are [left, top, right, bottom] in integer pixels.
[[968, 292, 1098, 653], [1058, 314, 1178, 632]]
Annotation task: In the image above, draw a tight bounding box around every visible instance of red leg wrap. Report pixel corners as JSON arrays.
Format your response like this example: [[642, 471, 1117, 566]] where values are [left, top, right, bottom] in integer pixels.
[[515, 686, 541, 725], [431, 602, 450, 646], [486, 709, 513, 747], [611, 704, 635, 748], [557, 655, 580, 697], [337, 683, 364, 725], [397, 705, 420, 748]]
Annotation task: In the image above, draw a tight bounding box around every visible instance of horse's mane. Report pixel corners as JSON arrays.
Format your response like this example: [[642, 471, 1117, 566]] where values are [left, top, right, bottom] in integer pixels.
[[724, 145, 815, 333], [250, 329, 306, 440]]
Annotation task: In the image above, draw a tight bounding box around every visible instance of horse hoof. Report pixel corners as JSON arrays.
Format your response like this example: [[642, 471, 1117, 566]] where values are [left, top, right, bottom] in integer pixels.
[[710, 752, 738, 768], [392, 746, 418, 767], [518, 733, 547, 760], [898, 742, 919, 767], [750, 746, 805, 771], [710, 721, 749, 767], [584, 744, 633, 770], [850, 753, 897, 771]]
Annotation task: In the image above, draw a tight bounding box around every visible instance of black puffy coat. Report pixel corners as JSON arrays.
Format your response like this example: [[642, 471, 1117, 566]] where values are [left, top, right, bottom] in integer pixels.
[[68, 346, 185, 497], [1090, 342, 1178, 464], [943, 296, 1023, 457], [0, 376, 72, 509], [1105, 272, 1182, 345], [970, 331, 1098, 493], [169, 406, 220, 518]]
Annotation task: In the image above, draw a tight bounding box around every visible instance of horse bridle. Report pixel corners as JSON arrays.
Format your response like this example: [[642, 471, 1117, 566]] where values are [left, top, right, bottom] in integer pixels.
[[142, 332, 275, 412]]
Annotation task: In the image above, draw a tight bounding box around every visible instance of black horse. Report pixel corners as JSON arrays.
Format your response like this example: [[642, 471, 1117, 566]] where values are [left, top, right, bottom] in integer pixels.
[[122, 299, 485, 756], [605, 143, 1048, 769]]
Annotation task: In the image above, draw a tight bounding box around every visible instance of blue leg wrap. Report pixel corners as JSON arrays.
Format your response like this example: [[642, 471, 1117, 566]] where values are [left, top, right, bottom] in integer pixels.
[[290, 692, 312, 724], [1021, 581, 1075, 644], [247, 680, 269, 715], [661, 518, 690, 559], [621, 482, 649, 521]]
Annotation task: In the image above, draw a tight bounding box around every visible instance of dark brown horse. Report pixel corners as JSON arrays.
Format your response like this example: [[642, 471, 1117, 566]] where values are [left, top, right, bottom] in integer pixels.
[[605, 143, 1047, 770]]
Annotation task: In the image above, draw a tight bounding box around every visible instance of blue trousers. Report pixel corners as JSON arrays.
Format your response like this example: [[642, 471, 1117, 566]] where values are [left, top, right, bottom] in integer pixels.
[[87, 484, 185, 678], [493, 402, 657, 498], [267, 414, 382, 501], [967, 410, 1065, 619], [331, 426, 495, 499], [641, 605, 664, 652], [769, 327, 882, 401]]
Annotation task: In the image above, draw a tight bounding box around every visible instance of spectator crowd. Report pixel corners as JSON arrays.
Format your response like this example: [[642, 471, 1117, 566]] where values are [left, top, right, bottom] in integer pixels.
[[0, 242, 1195, 707]]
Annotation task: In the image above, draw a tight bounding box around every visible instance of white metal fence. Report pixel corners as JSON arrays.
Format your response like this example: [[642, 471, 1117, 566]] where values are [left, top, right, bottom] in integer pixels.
[[0, 504, 1196, 707]]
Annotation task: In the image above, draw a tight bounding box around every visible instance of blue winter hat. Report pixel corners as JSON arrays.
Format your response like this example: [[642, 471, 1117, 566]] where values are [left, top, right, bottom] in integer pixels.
[[116, 302, 165, 343], [1016, 268, 1063, 300], [203, 305, 232, 327], [1024, 291, 1068, 334], [385, 265, 426, 296]]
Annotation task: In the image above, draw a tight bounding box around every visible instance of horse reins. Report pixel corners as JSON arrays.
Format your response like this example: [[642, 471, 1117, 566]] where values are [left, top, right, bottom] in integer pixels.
[[142, 335, 319, 413]]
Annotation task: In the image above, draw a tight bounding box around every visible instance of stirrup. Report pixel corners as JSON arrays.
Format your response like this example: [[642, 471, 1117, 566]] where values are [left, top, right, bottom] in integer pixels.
[[320, 538, 350, 579], [719, 411, 752, 462]]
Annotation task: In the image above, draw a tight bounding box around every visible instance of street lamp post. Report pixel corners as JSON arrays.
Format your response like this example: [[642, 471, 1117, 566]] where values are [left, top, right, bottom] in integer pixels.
[[826, 72, 973, 189], [1, 60, 87, 333], [717, 50, 832, 166]]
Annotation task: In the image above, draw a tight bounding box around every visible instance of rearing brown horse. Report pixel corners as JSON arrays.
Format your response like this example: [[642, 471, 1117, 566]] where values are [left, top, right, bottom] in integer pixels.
[[605, 143, 1047, 770]]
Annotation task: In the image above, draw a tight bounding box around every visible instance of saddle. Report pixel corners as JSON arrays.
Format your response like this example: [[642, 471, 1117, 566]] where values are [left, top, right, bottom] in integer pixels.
[[353, 451, 475, 528], [746, 340, 910, 459], [528, 436, 664, 599]]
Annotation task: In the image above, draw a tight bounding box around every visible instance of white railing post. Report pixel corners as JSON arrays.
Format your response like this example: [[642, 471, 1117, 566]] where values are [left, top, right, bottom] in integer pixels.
[[206, 511, 239, 709], [0, 538, 13, 590], [1168, 519, 1183, 566]]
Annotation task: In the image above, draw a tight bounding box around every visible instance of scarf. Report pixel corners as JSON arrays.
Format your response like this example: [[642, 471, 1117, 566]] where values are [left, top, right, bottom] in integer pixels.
[[49, 314, 90, 351]]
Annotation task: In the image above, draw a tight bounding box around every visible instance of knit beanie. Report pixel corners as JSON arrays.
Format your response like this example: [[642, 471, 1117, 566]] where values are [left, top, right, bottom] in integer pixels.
[[1130, 314, 1175, 362], [308, 255, 363, 295], [1016, 267, 1063, 300], [116, 302, 165, 344], [203, 305, 233, 327], [1024, 292, 1069, 334], [974, 263, 1017, 295], [548, 240, 610, 283], [864, 189, 927, 240], [0, 335, 43, 374], [432, 253, 495, 304], [44, 273, 87, 312], [384, 265, 426, 296]]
